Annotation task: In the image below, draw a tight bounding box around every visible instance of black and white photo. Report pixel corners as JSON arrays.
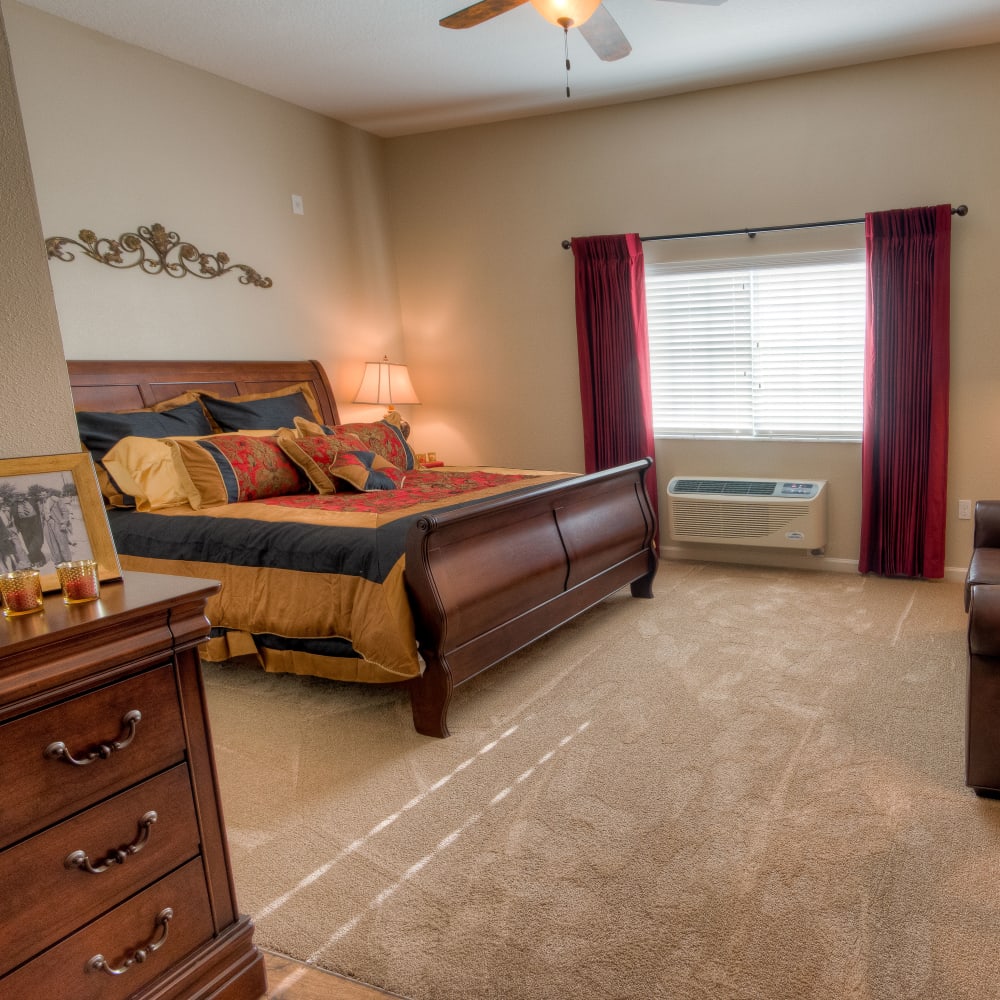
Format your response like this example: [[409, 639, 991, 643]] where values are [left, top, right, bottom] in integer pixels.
[[0, 453, 121, 592]]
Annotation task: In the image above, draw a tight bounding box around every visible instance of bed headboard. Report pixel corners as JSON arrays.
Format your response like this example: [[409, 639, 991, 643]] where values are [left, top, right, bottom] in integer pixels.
[[66, 359, 340, 425]]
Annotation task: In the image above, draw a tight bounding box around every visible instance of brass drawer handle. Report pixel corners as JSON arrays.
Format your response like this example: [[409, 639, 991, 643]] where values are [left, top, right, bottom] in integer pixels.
[[86, 907, 173, 977], [65, 811, 158, 874], [44, 709, 142, 766]]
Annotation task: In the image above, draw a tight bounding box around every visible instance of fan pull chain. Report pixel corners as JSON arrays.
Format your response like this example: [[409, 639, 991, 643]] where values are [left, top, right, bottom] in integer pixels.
[[562, 19, 572, 98]]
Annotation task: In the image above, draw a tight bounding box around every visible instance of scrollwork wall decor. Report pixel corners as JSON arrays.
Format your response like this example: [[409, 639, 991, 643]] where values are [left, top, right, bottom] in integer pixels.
[[45, 222, 273, 288]]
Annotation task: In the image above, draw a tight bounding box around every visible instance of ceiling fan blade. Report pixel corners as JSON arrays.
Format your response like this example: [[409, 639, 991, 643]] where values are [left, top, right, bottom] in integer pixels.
[[439, 0, 530, 29], [578, 4, 631, 62]]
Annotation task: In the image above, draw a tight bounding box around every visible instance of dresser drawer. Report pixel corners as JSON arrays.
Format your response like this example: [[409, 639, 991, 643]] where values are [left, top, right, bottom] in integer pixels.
[[0, 763, 201, 975], [1, 857, 215, 1000], [0, 664, 185, 844]]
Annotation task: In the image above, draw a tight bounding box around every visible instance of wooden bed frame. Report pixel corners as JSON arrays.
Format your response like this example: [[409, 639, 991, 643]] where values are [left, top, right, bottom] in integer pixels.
[[67, 359, 658, 737]]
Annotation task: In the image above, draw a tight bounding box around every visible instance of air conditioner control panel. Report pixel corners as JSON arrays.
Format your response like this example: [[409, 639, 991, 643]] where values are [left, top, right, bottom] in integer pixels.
[[778, 482, 821, 498]]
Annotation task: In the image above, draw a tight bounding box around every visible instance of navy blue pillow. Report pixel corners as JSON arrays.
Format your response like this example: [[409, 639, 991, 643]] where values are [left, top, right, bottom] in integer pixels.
[[200, 391, 315, 432], [76, 399, 214, 462]]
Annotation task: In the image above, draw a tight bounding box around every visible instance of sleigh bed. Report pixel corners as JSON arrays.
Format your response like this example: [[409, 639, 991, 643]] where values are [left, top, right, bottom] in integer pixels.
[[67, 359, 658, 737]]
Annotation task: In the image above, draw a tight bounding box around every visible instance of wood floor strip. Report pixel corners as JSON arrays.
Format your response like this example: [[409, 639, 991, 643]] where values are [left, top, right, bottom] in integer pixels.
[[263, 950, 408, 1000]]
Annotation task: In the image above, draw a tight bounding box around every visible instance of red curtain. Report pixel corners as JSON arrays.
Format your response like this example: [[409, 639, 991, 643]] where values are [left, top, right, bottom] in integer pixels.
[[570, 233, 658, 524], [859, 205, 951, 578]]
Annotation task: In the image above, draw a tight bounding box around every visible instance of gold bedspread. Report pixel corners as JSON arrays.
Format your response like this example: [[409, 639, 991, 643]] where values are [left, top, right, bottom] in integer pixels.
[[110, 468, 570, 684]]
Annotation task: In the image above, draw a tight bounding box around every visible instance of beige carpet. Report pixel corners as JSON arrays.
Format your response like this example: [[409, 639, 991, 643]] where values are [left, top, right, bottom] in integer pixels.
[[202, 561, 1000, 1000]]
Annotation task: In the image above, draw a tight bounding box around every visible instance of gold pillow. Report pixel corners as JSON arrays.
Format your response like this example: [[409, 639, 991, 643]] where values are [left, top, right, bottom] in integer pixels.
[[150, 390, 206, 410], [102, 436, 191, 511]]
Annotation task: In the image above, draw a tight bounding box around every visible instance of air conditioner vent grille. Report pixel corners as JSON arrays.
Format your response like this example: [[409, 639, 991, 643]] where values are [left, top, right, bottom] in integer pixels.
[[672, 479, 778, 497]]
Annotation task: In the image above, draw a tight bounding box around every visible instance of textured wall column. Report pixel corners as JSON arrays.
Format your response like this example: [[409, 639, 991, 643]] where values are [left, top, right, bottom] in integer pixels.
[[0, 2, 78, 459]]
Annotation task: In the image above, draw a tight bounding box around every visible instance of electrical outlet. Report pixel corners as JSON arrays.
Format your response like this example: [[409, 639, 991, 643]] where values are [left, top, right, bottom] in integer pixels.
[[291, 194, 304, 215], [958, 499, 972, 520]]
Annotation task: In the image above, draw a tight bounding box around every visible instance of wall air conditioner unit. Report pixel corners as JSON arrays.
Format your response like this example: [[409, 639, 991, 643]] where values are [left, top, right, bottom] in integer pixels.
[[667, 477, 828, 551]]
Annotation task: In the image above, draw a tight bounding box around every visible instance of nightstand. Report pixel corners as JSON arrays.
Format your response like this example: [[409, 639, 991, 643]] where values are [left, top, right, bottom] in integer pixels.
[[0, 571, 265, 1000]]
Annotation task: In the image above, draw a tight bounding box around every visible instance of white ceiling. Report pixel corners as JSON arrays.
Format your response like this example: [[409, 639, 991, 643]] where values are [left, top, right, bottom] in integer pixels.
[[16, 0, 1000, 136]]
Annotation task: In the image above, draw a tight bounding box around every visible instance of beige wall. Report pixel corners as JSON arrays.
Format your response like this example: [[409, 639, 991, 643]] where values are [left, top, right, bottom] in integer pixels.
[[384, 45, 1000, 577], [3, 1, 405, 424], [0, 2, 78, 458]]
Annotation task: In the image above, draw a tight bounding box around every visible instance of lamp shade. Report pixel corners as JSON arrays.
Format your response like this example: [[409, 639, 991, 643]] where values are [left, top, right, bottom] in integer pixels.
[[529, 0, 602, 27], [353, 356, 420, 408]]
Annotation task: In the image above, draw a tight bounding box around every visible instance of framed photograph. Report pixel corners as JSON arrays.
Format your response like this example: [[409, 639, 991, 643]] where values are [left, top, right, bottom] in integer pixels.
[[0, 451, 122, 592]]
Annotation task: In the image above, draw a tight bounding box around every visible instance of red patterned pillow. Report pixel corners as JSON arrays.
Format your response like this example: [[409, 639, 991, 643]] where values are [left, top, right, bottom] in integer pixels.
[[294, 412, 417, 471], [277, 433, 404, 493], [310, 425, 368, 453], [168, 434, 309, 508]]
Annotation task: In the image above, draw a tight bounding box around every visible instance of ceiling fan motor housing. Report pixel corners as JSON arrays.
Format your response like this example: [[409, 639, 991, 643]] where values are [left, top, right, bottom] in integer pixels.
[[529, 0, 603, 28]]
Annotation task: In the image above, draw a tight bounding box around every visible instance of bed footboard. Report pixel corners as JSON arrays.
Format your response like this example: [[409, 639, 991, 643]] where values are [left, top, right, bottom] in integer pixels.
[[404, 459, 658, 737]]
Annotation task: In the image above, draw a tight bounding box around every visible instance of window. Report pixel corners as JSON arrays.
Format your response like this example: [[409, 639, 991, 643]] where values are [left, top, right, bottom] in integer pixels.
[[645, 248, 866, 441]]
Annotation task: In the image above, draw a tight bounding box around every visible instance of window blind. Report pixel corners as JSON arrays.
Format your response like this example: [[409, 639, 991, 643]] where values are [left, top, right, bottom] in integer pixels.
[[645, 248, 866, 440]]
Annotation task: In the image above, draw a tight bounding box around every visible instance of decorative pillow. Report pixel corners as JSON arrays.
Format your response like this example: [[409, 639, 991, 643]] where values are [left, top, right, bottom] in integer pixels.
[[76, 394, 216, 506], [76, 396, 214, 463], [102, 436, 191, 511], [291, 419, 368, 452], [277, 433, 404, 493], [168, 434, 310, 508], [199, 383, 322, 432], [294, 410, 418, 471]]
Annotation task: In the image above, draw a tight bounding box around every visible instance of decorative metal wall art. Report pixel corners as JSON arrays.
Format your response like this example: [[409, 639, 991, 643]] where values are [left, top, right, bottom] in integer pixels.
[[45, 222, 272, 288]]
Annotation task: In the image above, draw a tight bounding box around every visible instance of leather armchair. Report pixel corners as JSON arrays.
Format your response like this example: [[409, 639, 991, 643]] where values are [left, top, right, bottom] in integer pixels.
[[965, 500, 1000, 796], [965, 500, 1000, 610], [967, 585, 1000, 796]]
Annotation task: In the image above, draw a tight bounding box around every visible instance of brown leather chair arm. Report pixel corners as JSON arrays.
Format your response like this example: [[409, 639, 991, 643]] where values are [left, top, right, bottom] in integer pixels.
[[974, 501, 1000, 548], [968, 584, 1000, 656]]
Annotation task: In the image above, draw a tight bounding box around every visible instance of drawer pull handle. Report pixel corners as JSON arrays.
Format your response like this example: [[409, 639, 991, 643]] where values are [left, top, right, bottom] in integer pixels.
[[44, 709, 142, 766], [65, 811, 158, 874], [86, 906, 173, 977]]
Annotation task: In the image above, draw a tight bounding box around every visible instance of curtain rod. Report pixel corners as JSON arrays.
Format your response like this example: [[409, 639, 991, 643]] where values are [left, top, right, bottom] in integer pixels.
[[559, 204, 968, 250]]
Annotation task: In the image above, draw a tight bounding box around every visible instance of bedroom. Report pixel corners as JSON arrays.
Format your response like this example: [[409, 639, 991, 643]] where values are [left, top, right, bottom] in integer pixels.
[[1, 2, 999, 998], [3, 0, 999, 581]]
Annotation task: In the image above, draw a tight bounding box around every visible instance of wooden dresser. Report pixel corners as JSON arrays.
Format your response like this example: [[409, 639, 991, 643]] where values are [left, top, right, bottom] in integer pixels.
[[0, 571, 266, 1000]]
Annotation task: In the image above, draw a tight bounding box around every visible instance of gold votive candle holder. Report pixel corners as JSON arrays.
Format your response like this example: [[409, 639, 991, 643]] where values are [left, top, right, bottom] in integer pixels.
[[56, 559, 101, 604], [0, 569, 44, 617]]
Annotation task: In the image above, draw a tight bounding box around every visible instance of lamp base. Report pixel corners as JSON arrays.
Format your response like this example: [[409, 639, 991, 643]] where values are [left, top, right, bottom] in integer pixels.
[[383, 406, 410, 439]]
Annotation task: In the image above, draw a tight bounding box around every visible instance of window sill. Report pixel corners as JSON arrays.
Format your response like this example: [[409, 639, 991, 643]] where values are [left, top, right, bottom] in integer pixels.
[[654, 434, 862, 444]]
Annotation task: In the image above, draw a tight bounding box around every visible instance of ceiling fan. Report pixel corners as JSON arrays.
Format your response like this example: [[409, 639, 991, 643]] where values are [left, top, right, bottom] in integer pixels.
[[440, 0, 728, 63]]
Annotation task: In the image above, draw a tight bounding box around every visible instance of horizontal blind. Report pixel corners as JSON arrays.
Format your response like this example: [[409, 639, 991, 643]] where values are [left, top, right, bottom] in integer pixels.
[[646, 249, 866, 440]]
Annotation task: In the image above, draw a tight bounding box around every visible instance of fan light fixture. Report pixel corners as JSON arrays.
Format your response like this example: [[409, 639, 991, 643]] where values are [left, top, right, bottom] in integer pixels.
[[528, 0, 602, 28], [353, 356, 420, 413]]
